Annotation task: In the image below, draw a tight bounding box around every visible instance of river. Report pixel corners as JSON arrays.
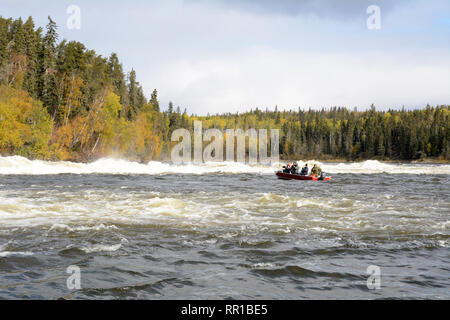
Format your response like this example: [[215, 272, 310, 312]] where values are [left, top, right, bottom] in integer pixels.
[[0, 157, 448, 299]]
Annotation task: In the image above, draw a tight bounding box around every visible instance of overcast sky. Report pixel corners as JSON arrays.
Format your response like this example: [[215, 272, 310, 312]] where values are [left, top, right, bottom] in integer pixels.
[[2, 0, 450, 114]]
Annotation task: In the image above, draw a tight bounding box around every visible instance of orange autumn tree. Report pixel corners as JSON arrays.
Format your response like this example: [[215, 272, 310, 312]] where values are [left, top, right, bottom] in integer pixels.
[[50, 89, 117, 160], [49, 89, 162, 161]]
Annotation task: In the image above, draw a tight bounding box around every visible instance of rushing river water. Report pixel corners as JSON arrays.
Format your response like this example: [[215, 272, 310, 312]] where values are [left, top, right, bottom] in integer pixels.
[[0, 157, 449, 299]]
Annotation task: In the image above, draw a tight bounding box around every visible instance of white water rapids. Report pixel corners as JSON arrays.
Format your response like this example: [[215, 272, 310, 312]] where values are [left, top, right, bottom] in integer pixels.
[[0, 156, 449, 175]]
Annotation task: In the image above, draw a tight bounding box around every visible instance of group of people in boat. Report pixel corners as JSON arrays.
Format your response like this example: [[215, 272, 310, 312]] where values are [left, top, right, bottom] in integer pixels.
[[282, 162, 324, 178]]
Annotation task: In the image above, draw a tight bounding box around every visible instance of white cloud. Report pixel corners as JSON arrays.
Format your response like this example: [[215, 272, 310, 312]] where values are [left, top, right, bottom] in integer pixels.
[[151, 48, 450, 114], [133, 0, 450, 114]]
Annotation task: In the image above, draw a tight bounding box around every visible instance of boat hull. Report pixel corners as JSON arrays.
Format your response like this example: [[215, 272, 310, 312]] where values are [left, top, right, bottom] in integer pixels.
[[276, 171, 331, 181]]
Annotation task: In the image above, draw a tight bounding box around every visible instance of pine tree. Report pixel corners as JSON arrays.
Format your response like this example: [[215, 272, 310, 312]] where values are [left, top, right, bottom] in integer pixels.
[[23, 17, 40, 97], [148, 89, 159, 113], [0, 18, 12, 67], [11, 18, 26, 55], [39, 16, 59, 118], [107, 53, 128, 107], [127, 69, 138, 113]]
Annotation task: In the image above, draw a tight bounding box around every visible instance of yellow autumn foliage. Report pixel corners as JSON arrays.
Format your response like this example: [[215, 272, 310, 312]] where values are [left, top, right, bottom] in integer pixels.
[[0, 85, 53, 158]]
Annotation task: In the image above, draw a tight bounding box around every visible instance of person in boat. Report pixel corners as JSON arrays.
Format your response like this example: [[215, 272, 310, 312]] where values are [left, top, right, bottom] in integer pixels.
[[282, 162, 292, 173], [290, 162, 299, 174], [311, 163, 327, 180], [310, 164, 322, 177], [300, 163, 308, 176]]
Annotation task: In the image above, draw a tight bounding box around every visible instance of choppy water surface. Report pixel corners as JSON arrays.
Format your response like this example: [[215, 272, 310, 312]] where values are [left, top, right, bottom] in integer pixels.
[[0, 157, 449, 299]]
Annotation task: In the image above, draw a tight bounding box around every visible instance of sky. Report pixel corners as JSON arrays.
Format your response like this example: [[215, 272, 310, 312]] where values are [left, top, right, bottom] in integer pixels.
[[1, 0, 450, 114]]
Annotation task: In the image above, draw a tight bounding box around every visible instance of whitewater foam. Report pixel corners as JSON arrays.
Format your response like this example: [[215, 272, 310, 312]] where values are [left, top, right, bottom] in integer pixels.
[[0, 156, 448, 175], [80, 243, 122, 253], [48, 223, 119, 233], [0, 251, 34, 257]]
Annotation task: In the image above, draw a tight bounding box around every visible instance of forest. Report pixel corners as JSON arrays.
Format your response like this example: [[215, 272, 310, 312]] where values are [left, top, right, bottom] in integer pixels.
[[0, 16, 449, 162]]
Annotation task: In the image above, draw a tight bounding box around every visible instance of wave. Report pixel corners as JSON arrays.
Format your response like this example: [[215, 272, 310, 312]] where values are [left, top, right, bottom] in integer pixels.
[[0, 156, 448, 175], [0, 251, 34, 257], [0, 189, 447, 238], [321, 160, 450, 175], [48, 223, 119, 233], [80, 243, 122, 253]]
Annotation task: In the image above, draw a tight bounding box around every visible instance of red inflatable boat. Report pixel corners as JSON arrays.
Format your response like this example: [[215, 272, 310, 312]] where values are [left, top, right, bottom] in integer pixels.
[[276, 171, 331, 181]]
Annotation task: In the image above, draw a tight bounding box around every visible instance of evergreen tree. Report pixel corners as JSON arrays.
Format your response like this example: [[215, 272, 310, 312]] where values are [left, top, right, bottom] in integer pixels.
[[39, 16, 59, 118], [22, 17, 40, 97], [107, 53, 128, 107], [11, 18, 26, 54], [0, 18, 12, 67], [150, 89, 159, 112]]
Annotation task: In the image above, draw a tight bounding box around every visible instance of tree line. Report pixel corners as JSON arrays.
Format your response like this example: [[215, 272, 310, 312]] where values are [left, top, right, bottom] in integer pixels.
[[192, 105, 449, 161], [0, 16, 448, 162]]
